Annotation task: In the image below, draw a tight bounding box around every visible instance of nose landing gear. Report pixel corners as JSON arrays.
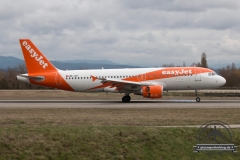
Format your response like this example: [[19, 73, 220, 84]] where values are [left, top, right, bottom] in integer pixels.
[[195, 89, 201, 102]]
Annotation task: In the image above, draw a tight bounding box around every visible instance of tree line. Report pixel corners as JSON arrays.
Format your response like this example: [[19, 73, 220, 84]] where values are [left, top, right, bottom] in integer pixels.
[[0, 53, 239, 89], [0, 64, 48, 89], [218, 63, 240, 88]]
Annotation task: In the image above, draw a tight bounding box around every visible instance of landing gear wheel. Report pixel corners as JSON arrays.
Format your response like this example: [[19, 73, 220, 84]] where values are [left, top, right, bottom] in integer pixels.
[[196, 97, 200, 102], [122, 95, 131, 103], [195, 89, 201, 102]]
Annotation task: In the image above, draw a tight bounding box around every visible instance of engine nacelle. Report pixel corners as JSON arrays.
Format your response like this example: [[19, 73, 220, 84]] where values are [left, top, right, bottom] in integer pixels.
[[142, 85, 163, 98]]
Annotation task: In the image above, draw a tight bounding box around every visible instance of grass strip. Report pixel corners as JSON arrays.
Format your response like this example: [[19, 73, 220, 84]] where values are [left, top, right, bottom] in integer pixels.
[[0, 126, 239, 159]]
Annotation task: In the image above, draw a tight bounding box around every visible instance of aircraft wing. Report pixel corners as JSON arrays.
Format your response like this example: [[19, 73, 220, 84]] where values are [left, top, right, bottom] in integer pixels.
[[90, 75, 157, 91], [101, 78, 142, 85]]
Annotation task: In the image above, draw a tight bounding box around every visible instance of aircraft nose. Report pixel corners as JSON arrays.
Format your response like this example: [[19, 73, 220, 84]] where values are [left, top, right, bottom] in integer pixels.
[[219, 76, 226, 86]]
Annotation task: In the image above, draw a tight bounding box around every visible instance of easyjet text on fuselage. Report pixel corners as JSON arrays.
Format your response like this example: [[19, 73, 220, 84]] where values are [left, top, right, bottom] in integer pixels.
[[162, 69, 192, 75]]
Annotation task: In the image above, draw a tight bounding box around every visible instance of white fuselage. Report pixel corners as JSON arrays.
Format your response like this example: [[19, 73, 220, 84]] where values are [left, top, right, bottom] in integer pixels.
[[57, 67, 225, 92]]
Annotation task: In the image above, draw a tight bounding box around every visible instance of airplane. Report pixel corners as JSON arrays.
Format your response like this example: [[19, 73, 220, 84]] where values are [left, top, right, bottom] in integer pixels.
[[17, 39, 226, 102]]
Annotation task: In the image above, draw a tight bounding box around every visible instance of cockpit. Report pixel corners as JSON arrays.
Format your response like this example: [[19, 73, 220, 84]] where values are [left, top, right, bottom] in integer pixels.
[[208, 72, 218, 76]]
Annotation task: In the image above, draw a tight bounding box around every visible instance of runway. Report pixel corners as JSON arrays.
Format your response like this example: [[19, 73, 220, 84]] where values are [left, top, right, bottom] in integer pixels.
[[0, 100, 240, 108]]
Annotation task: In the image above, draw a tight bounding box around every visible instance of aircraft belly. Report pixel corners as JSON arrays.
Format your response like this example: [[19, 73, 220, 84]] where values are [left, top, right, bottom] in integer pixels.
[[177, 81, 186, 90]]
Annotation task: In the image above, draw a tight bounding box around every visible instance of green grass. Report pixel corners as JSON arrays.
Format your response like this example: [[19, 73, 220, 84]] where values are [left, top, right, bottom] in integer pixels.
[[0, 125, 239, 160], [1, 108, 240, 159]]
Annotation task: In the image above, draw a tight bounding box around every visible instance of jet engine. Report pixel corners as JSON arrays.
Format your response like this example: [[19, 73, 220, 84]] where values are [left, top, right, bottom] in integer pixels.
[[142, 85, 163, 98]]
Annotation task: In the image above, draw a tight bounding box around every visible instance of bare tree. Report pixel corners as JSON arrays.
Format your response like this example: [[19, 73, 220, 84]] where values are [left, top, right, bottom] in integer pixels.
[[191, 62, 201, 67], [0, 78, 9, 89], [219, 63, 240, 88], [182, 61, 186, 67], [201, 52, 208, 68], [162, 63, 175, 67]]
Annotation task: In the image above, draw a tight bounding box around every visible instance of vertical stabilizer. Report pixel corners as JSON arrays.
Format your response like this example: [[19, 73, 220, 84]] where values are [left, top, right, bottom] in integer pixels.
[[19, 39, 57, 74]]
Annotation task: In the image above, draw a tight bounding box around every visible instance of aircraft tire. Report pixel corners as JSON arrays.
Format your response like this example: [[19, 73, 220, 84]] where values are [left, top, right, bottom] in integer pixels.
[[122, 95, 131, 102], [196, 97, 200, 102], [127, 95, 131, 101]]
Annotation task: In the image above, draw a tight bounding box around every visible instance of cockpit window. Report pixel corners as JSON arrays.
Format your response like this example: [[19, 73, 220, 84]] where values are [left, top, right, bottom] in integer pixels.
[[208, 72, 218, 76]]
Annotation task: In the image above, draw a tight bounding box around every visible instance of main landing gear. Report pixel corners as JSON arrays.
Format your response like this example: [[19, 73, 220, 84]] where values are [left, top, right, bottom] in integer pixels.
[[122, 95, 131, 103], [195, 89, 201, 102]]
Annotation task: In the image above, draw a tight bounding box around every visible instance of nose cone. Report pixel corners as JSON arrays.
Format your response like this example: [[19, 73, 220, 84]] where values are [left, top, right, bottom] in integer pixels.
[[219, 76, 226, 86]]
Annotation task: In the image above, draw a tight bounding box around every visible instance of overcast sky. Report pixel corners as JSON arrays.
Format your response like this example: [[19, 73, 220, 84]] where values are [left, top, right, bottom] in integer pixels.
[[0, 0, 240, 67]]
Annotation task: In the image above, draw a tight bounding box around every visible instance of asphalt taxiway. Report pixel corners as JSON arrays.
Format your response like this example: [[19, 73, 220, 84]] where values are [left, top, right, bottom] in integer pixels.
[[0, 100, 239, 108]]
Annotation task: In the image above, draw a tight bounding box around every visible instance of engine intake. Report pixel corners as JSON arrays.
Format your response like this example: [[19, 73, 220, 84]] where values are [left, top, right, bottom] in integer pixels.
[[142, 85, 163, 98]]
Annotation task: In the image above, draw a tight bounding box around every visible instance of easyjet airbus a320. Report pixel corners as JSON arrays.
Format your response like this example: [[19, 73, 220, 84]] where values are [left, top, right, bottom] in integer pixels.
[[17, 39, 226, 102]]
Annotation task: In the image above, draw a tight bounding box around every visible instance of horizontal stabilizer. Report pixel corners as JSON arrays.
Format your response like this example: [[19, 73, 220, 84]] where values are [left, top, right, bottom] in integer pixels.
[[17, 74, 45, 82]]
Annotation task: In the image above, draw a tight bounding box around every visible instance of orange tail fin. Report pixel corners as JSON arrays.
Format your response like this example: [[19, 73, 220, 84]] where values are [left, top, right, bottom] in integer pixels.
[[19, 39, 57, 74]]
